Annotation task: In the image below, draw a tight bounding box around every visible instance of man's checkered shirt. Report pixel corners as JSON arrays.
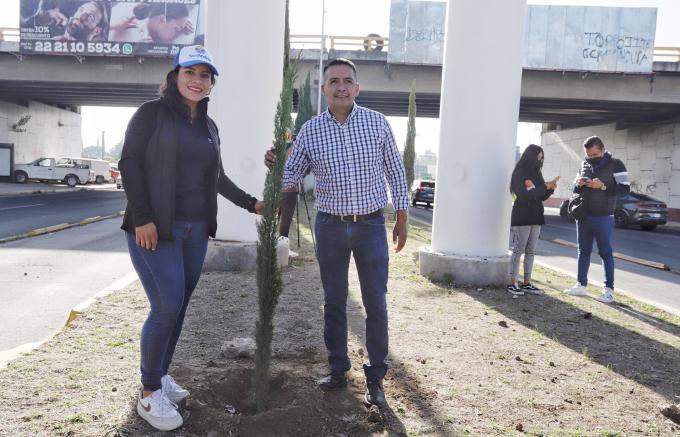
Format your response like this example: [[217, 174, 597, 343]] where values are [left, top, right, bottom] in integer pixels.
[[282, 105, 409, 215]]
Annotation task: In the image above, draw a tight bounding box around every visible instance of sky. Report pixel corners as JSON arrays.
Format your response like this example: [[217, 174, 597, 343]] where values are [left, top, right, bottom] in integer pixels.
[[2, 0, 680, 154]]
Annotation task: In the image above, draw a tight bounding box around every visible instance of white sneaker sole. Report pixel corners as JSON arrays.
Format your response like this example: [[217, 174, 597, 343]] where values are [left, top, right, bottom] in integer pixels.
[[565, 289, 588, 296], [137, 401, 183, 431], [596, 296, 614, 304]]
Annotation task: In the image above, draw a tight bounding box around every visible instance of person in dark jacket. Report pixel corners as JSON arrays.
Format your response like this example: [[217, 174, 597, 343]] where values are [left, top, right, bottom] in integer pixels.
[[508, 144, 560, 295], [119, 45, 263, 432], [565, 136, 630, 303]]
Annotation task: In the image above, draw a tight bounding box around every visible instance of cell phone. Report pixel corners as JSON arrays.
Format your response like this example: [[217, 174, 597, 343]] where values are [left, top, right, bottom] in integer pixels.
[[580, 177, 591, 182]]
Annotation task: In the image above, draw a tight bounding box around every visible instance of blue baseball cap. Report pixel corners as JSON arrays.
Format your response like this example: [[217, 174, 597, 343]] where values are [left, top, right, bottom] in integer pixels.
[[173, 45, 219, 76]]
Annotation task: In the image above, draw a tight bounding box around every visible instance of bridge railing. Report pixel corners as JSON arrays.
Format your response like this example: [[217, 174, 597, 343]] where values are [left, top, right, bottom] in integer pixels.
[[653, 47, 680, 63], [1, 28, 677, 62], [291, 34, 388, 52], [0, 28, 19, 42]]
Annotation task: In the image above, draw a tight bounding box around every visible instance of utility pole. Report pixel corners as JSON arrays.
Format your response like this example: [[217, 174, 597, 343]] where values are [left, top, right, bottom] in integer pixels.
[[317, 0, 326, 115], [101, 131, 105, 160]]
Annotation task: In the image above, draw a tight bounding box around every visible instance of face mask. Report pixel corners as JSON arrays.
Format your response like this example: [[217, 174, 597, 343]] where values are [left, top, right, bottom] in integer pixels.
[[586, 156, 602, 165], [534, 160, 543, 171]]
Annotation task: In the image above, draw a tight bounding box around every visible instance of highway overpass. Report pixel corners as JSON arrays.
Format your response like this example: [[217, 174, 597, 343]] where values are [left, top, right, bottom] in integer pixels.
[[2, 40, 680, 127]]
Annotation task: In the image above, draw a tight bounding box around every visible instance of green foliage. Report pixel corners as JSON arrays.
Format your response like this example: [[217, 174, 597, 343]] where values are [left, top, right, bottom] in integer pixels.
[[402, 80, 417, 192], [254, 0, 295, 412], [294, 72, 314, 133]]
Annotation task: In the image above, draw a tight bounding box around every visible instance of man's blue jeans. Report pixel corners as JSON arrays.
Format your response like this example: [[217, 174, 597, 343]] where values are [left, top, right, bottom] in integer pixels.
[[126, 220, 209, 391], [315, 212, 389, 383], [576, 215, 615, 289]]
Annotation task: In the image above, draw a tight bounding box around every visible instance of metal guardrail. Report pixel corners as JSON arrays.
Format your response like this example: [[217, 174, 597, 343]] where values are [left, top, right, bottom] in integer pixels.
[[653, 47, 680, 62], [0, 28, 19, 42], [291, 34, 388, 52], [0, 28, 677, 62]]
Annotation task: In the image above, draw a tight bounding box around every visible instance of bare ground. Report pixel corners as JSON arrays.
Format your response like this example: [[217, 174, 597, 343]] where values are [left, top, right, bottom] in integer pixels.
[[1, 214, 680, 436]]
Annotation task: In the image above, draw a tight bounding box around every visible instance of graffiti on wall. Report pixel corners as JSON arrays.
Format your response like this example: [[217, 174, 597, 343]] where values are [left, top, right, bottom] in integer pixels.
[[582, 33, 653, 66]]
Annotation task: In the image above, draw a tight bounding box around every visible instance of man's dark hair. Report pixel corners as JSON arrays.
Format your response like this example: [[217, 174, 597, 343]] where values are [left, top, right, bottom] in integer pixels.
[[323, 58, 357, 81], [583, 136, 604, 150]]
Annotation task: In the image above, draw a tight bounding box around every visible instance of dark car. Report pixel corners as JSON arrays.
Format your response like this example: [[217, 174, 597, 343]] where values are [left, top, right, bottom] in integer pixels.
[[560, 191, 667, 231], [411, 180, 435, 207]]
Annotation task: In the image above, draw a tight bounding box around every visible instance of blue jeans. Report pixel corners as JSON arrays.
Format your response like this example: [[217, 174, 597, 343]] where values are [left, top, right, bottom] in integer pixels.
[[576, 215, 615, 289], [315, 212, 389, 383], [126, 220, 209, 391]]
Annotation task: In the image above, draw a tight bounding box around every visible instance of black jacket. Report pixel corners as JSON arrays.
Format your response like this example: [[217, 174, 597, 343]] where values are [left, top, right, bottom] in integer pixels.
[[511, 168, 553, 226], [119, 98, 257, 241], [573, 152, 629, 216]]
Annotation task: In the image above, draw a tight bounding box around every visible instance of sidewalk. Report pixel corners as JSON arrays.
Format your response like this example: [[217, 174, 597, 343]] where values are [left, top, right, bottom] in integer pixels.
[[0, 181, 117, 196]]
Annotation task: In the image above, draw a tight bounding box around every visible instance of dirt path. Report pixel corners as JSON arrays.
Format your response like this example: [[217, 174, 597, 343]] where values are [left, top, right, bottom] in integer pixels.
[[1, 215, 679, 436]]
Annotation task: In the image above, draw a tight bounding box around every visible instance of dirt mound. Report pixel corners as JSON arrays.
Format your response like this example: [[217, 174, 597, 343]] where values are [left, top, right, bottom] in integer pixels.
[[176, 365, 391, 437]]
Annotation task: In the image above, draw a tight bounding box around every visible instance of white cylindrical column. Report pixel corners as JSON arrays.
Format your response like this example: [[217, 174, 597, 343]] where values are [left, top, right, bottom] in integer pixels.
[[420, 0, 527, 285], [205, 0, 285, 242]]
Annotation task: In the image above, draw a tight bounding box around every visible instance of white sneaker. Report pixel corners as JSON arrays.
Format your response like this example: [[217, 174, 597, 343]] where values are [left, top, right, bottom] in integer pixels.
[[137, 389, 183, 431], [596, 287, 615, 303], [565, 283, 588, 296], [162, 374, 190, 403]]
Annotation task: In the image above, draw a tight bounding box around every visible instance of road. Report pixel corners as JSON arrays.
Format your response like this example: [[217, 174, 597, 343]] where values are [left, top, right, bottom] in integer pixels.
[[409, 206, 680, 273], [0, 218, 134, 353], [409, 205, 680, 314], [0, 190, 127, 239]]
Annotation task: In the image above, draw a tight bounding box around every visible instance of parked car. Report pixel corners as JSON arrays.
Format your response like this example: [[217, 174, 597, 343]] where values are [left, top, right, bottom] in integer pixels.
[[560, 191, 667, 231], [110, 163, 120, 181], [411, 180, 435, 207], [57, 157, 113, 184], [13, 157, 90, 187]]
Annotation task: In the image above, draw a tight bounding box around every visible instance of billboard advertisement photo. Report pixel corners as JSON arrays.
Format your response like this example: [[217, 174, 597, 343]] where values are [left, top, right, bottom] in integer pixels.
[[19, 0, 203, 57]]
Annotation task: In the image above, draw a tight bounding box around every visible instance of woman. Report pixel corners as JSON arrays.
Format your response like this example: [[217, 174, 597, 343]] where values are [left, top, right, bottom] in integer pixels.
[[119, 45, 263, 431], [109, 3, 193, 44], [508, 144, 559, 296]]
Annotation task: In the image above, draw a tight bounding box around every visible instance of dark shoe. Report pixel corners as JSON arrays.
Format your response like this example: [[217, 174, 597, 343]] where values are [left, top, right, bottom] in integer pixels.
[[317, 372, 347, 391], [364, 380, 386, 406]]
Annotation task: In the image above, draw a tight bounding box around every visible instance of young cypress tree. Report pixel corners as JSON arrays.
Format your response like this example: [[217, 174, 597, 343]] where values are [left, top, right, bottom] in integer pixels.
[[403, 80, 417, 193], [254, 0, 294, 412], [294, 72, 314, 133]]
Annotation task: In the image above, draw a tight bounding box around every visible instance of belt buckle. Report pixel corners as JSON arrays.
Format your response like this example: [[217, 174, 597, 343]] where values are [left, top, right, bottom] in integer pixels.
[[341, 214, 358, 223]]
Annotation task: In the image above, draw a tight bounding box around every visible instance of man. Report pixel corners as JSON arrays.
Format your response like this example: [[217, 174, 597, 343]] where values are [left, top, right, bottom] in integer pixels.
[[55, 1, 109, 42], [271, 58, 409, 406], [22, 0, 108, 41], [565, 136, 630, 303]]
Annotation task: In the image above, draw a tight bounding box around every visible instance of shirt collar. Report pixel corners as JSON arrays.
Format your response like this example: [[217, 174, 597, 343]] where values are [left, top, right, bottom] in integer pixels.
[[324, 103, 358, 125]]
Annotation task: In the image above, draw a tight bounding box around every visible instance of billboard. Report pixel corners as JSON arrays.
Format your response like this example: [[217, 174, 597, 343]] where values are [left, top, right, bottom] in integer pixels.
[[388, 1, 657, 73], [19, 0, 204, 57]]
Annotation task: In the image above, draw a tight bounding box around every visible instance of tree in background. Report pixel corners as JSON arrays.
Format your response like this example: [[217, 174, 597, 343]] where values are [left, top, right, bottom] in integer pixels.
[[254, 0, 294, 412], [402, 80, 417, 192], [294, 72, 314, 134]]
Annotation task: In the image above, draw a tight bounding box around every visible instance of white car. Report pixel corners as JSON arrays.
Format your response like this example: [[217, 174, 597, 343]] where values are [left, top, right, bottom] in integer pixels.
[[13, 157, 90, 187]]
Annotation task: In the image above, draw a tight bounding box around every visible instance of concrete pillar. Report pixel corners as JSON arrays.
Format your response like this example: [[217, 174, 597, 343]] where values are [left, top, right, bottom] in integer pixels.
[[205, 0, 285, 242], [419, 0, 527, 286]]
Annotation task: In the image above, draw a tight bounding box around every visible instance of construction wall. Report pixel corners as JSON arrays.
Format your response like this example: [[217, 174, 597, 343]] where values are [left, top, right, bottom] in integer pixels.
[[0, 101, 82, 166]]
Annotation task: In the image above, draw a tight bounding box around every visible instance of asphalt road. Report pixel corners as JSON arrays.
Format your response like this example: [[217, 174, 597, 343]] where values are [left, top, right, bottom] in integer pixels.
[[0, 218, 133, 352], [408, 206, 680, 273], [0, 190, 127, 239]]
